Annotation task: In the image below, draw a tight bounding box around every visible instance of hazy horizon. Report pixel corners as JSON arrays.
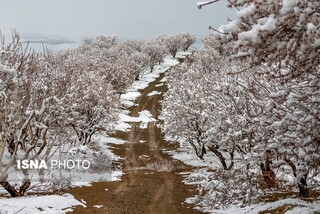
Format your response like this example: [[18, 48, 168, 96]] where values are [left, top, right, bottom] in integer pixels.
[[0, 0, 237, 51]]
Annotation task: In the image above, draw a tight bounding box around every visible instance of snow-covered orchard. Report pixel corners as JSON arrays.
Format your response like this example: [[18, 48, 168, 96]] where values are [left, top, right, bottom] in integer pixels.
[[160, 0, 320, 212], [0, 31, 195, 199], [1, 0, 319, 212]]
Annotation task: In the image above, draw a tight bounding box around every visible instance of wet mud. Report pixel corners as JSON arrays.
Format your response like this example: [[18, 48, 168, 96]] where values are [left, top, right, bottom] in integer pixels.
[[65, 69, 203, 214]]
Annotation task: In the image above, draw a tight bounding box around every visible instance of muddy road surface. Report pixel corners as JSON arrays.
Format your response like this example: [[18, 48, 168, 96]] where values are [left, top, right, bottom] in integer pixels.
[[66, 68, 202, 214]]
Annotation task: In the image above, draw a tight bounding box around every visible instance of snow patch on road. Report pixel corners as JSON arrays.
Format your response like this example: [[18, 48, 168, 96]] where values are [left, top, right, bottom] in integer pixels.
[[155, 83, 164, 87], [120, 92, 141, 106], [118, 56, 178, 108], [159, 77, 167, 82], [93, 205, 103, 209], [116, 110, 156, 131], [115, 122, 132, 132], [147, 91, 162, 96], [115, 56, 178, 132], [95, 135, 126, 145], [176, 51, 192, 59]]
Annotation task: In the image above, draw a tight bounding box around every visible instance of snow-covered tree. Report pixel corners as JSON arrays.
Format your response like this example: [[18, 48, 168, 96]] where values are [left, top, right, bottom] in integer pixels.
[[142, 40, 167, 71], [57, 47, 120, 145], [161, 41, 267, 206], [195, 0, 320, 198], [156, 33, 196, 58], [124, 40, 145, 53], [157, 34, 182, 58], [0, 32, 125, 196], [161, 33, 320, 208], [84, 35, 118, 50], [0, 33, 73, 196], [0, 32, 35, 196], [198, 0, 320, 73], [179, 32, 196, 51], [128, 51, 150, 79]]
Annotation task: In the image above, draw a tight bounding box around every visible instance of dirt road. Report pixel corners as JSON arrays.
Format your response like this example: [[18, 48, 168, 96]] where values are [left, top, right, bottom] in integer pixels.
[[66, 68, 203, 214]]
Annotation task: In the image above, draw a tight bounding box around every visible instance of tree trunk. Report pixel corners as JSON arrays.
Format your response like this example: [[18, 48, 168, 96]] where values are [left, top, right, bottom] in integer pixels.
[[260, 151, 276, 188], [298, 175, 309, 197], [88, 131, 95, 144], [0, 181, 31, 197], [284, 159, 310, 197], [208, 145, 234, 170], [260, 162, 276, 188]]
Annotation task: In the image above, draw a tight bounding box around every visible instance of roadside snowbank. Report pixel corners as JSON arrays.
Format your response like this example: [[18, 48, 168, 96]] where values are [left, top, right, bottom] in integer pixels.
[[166, 146, 223, 169], [0, 193, 85, 214], [197, 198, 320, 214]]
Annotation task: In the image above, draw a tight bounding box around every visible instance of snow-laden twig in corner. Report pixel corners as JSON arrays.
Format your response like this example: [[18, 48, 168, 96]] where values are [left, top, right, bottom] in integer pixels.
[[197, 0, 219, 9]]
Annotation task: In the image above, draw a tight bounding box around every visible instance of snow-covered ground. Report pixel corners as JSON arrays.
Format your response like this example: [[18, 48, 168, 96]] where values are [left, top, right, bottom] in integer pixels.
[[193, 198, 320, 214], [166, 143, 224, 169], [180, 167, 320, 213], [166, 142, 320, 213], [0, 193, 85, 214]]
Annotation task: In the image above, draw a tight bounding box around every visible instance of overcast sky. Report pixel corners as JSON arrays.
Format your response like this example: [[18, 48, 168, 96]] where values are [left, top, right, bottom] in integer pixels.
[[0, 0, 236, 49]]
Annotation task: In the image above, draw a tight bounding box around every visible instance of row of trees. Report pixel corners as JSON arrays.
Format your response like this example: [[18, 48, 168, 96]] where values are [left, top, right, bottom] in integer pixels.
[[156, 33, 196, 58], [161, 0, 319, 209], [0, 33, 121, 196], [0, 31, 195, 196]]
